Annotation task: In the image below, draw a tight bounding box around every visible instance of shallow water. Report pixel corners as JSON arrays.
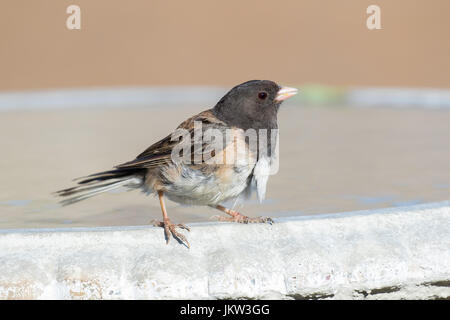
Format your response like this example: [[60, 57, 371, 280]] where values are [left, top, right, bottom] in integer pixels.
[[0, 104, 449, 229]]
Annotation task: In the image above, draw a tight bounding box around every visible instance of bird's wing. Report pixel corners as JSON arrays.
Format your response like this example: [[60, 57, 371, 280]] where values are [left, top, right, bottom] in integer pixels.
[[115, 109, 226, 170]]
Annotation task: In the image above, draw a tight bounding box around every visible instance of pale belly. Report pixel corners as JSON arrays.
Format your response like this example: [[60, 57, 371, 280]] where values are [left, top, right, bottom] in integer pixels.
[[162, 163, 254, 206]]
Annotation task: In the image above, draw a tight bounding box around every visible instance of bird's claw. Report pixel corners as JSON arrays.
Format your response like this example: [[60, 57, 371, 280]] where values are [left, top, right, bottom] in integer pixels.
[[151, 219, 190, 248]]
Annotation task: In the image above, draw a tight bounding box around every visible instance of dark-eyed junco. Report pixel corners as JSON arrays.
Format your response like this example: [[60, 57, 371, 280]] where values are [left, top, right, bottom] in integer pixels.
[[56, 80, 298, 247]]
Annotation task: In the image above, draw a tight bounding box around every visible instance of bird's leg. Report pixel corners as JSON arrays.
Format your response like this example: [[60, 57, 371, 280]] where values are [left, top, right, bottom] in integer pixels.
[[151, 191, 190, 248], [211, 205, 273, 224]]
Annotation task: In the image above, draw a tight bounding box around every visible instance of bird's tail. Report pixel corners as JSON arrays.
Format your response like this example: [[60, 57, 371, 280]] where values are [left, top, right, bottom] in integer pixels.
[[55, 168, 145, 206]]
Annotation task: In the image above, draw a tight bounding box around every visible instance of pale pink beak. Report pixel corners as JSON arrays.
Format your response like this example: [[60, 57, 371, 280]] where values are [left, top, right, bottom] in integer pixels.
[[275, 86, 298, 102]]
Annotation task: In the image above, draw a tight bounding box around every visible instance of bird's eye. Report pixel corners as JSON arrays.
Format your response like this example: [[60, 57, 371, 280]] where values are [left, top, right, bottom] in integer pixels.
[[258, 92, 267, 100]]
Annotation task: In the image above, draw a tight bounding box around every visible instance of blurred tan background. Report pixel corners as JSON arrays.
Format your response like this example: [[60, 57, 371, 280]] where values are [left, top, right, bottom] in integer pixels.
[[1, 0, 449, 91]]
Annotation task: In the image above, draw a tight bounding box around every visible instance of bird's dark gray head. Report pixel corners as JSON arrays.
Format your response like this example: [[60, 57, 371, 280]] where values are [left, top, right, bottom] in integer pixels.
[[213, 80, 297, 130]]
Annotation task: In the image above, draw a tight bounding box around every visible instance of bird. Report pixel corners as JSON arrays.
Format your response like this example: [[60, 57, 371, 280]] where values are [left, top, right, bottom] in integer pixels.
[[56, 80, 298, 247]]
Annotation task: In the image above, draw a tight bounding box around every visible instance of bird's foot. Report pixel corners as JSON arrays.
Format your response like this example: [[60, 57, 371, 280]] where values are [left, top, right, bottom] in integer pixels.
[[211, 214, 274, 224], [151, 218, 190, 248]]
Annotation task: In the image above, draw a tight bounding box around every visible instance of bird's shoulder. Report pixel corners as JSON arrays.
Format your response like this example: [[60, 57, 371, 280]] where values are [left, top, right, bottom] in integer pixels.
[[177, 109, 226, 130]]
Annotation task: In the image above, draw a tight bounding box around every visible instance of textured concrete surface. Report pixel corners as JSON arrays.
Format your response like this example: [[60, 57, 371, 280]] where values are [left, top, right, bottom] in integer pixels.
[[0, 201, 449, 299]]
